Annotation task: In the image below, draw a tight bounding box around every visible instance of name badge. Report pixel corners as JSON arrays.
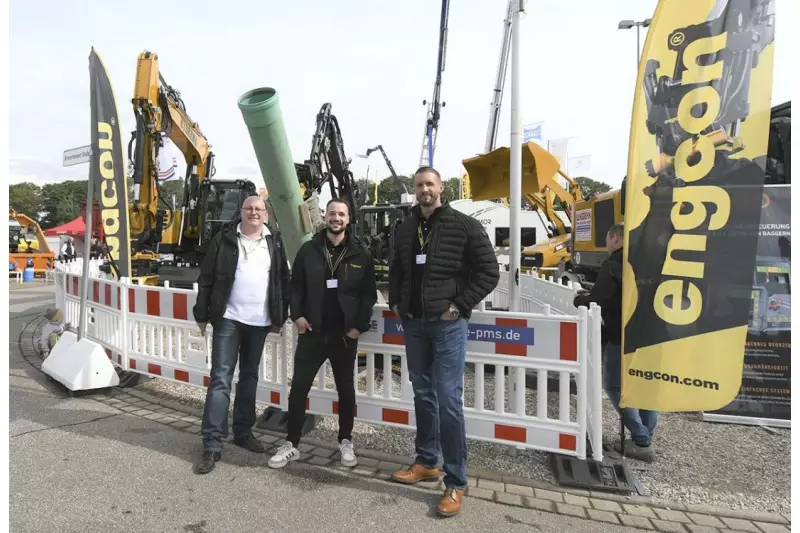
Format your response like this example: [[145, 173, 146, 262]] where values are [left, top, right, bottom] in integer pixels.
[[327, 279, 338, 289], [416, 254, 427, 265]]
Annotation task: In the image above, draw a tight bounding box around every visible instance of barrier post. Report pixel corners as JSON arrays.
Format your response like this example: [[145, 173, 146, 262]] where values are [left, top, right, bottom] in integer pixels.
[[118, 277, 130, 371], [589, 302, 604, 461], [576, 306, 589, 460]]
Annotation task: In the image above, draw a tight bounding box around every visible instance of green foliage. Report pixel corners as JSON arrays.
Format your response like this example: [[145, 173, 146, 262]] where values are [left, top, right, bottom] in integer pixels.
[[574, 176, 612, 199], [9, 182, 43, 217], [40, 180, 90, 228]]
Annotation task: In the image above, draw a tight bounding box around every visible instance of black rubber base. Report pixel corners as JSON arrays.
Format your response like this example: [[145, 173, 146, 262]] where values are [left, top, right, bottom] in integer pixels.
[[257, 406, 319, 436], [549, 452, 639, 494]]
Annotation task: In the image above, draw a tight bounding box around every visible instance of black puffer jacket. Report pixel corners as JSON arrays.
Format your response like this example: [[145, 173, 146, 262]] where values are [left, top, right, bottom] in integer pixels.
[[574, 248, 622, 345], [192, 224, 290, 327], [289, 229, 377, 333], [389, 202, 500, 319]]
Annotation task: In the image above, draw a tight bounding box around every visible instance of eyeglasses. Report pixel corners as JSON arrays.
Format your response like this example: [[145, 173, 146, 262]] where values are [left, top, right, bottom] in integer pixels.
[[241, 207, 266, 213]]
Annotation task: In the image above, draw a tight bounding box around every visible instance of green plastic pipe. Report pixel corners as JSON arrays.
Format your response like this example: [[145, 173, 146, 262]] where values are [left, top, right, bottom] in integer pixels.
[[237, 87, 310, 264]]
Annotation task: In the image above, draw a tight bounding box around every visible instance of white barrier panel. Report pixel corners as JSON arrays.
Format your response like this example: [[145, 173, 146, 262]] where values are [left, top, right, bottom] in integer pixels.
[[54, 264, 603, 461]]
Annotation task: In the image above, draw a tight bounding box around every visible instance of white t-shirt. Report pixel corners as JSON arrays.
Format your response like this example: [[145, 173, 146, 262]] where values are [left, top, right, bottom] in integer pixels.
[[223, 224, 272, 327]]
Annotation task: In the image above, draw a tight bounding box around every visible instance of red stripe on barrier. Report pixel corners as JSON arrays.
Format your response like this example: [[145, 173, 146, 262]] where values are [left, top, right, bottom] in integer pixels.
[[382, 310, 397, 318], [332, 401, 357, 417], [129, 288, 136, 313], [270, 391, 280, 405], [117, 354, 122, 365], [129, 359, 137, 370], [173, 293, 188, 320], [382, 333, 405, 345], [382, 408, 408, 425], [72, 276, 78, 297], [93, 281, 100, 303], [175, 370, 189, 382], [496, 317, 528, 327], [306, 399, 310, 410], [148, 363, 162, 376], [559, 433, 577, 451], [117, 287, 121, 311], [495, 424, 526, 443], [146, 291, 160, 316], [495, 343, 527, 356], [560, 322, 577, 361], [105, 283, 112, 307], [203, 376, 211, 387]]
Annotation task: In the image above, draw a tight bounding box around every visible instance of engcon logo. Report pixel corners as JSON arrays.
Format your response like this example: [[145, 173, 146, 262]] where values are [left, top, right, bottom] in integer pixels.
[[98, 121, 122, 260]]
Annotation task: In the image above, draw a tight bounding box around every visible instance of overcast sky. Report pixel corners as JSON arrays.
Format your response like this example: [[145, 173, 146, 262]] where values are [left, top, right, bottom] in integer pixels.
[[9, 0, 793, 195]]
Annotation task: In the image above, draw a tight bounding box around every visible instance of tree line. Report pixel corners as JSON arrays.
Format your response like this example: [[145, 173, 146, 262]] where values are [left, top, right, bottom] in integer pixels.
[[9, 174, 611, 230]]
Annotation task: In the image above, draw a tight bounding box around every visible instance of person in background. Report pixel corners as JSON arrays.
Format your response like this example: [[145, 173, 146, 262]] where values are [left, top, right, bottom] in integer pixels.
[[192, 195, 290, 474], [573, 223, 656, 462], [268, 199, 377, 469], [387, 166, 500, 517]]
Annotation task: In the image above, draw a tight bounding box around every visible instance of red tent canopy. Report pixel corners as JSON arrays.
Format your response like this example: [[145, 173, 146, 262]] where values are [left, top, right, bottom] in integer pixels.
[[43, 215, 87, 237]]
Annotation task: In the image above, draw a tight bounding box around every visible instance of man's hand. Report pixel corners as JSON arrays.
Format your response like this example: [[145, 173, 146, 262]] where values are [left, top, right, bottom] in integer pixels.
[[346, 328, 360, 339], [295, 317, 312, 334], [197, 322, 207, 335], [268, 325, 282, 334]]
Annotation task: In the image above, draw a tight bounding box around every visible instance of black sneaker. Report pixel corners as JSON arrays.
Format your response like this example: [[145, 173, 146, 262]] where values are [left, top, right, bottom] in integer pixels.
[[232, 434, 265, 453], [195, 450, 221, 474]]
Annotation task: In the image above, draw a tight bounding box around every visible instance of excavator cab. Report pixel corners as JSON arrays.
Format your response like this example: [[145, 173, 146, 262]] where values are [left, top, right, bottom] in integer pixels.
[[198, 179, 258, 247]]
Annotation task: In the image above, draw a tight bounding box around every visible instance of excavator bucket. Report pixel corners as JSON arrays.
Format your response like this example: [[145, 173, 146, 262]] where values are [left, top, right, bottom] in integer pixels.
[[462, 141, 562, 201]]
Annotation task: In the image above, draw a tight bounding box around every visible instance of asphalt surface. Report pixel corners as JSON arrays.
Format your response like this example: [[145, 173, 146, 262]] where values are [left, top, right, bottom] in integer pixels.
[[9, 286, 644, 533]]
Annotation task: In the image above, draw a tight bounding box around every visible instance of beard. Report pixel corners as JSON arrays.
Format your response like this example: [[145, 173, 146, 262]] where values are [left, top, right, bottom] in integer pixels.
[[417, 192, 439, 206], [327, 223, 346, 235]]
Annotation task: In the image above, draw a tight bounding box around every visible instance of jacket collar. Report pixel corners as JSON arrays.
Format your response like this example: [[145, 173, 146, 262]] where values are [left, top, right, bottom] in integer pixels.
[[410, 200, 451, 222], [312, 228, 360, 257]]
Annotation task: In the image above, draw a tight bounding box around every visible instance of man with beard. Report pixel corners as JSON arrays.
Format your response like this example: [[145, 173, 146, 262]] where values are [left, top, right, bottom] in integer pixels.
[[268, 199, 377, 469], [388, 167, 499, 517]]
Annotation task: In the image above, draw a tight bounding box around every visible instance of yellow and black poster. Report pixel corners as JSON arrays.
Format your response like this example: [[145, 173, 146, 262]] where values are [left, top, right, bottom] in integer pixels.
[[89, 48, 131, 278], [620, 0, 777, 411]]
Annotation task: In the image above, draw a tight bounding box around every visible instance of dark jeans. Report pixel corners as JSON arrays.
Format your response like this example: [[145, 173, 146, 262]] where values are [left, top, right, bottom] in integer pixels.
[[201, 318, 269, 452], [287, 331, 358, 447], [403, 317, 468, 489], [603, 343, 658, 446]]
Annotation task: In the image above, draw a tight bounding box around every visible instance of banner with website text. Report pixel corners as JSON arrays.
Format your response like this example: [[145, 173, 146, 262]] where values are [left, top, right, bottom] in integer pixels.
[[620, 0, 777, 411], [89, 48, 131, 278]]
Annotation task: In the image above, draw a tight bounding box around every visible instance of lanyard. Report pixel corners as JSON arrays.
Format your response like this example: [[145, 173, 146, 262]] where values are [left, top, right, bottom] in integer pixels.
[[417, 224, 432, 250], [324, 245, 348, 278], [238, 235, 263, 260]]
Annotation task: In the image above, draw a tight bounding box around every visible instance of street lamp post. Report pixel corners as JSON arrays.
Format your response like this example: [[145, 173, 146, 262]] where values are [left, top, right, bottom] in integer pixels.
[[618, 18, 652, 65]]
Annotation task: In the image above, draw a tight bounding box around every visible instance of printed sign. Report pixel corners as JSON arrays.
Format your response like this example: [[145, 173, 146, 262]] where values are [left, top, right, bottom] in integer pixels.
[[574, 209, 592, 242]]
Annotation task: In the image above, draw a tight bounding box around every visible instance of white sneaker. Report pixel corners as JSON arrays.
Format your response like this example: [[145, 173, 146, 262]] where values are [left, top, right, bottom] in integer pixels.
[[339, 439, 358, 467], [268, 441, 300, 469]]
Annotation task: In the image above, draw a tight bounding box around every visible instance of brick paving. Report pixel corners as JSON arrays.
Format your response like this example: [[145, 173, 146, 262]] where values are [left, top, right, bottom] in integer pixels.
[[92, 387, 792, 532]]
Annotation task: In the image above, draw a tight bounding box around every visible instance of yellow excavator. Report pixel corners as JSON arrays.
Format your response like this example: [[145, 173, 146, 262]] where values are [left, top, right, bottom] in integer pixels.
[[462, 141, 582, 278], [120, 50, 256, 286], [9, 209, 55, 273]]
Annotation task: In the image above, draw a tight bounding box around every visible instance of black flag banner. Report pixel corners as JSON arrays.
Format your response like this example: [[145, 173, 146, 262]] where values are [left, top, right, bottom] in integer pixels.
[[89, 48, 131, 278], [620, 0, 777, 411]]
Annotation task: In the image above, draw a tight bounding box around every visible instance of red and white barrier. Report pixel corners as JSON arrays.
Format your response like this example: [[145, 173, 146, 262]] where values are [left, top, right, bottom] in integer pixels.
[[54, 265, 604, 462]]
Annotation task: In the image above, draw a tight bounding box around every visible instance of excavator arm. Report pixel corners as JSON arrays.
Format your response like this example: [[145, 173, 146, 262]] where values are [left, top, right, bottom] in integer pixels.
[[129, 50, 215, 252]]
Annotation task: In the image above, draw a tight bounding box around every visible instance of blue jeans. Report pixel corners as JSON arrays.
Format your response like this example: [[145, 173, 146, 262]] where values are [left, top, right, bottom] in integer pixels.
[[403, 317, 468, 489], [603, 343, 658, 446], [201, 318, 269, 452]]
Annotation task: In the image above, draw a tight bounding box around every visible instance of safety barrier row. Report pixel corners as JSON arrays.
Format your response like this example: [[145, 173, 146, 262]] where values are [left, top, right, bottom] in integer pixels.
[[54, 264, 604, 461], [490, 268, 582, 316]]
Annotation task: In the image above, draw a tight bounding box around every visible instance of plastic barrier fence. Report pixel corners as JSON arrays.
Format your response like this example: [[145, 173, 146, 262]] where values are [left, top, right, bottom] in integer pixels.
[[54, 265, 603, 461]]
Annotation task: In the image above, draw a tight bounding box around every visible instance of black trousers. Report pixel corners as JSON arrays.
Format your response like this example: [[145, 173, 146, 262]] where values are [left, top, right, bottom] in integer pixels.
[[287, 331, 358, 447]]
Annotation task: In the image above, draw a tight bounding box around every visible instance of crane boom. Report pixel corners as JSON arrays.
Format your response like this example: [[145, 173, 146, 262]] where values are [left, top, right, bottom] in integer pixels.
[[485, 0, 514, 153], [418, 0, 450, 168], [365, 145, 410, 198]]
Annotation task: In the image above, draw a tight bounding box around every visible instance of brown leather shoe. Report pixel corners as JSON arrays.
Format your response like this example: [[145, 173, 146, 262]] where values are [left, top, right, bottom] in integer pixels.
[[390, 464, 440, 485], [437, 488, 464, 517]]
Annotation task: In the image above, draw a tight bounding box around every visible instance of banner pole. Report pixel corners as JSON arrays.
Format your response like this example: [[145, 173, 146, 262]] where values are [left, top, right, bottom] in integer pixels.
[[78, 50, 97, 341]]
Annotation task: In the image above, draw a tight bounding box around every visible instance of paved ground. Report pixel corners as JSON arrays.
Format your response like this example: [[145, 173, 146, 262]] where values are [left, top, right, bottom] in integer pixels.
[[8, 287, 643, 533]]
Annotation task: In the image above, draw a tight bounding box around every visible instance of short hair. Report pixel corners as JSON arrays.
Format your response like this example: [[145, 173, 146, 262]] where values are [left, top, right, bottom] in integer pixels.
[[607, 223, 624, 240], [414, 166, 441, 181], [243, 194, 268, 210], [326, 198, 350, 215]]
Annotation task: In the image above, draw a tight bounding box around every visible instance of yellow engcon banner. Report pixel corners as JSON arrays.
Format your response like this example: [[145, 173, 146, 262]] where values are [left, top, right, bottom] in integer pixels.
[[620, 0, 776, 411]]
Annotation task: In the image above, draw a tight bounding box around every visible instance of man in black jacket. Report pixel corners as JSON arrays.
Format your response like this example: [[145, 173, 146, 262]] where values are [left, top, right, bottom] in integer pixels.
[[192, 195, 290, 474], [573, 223, 656, 462], [268, 198, 377, 469], [388, 167, 499, 517]]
